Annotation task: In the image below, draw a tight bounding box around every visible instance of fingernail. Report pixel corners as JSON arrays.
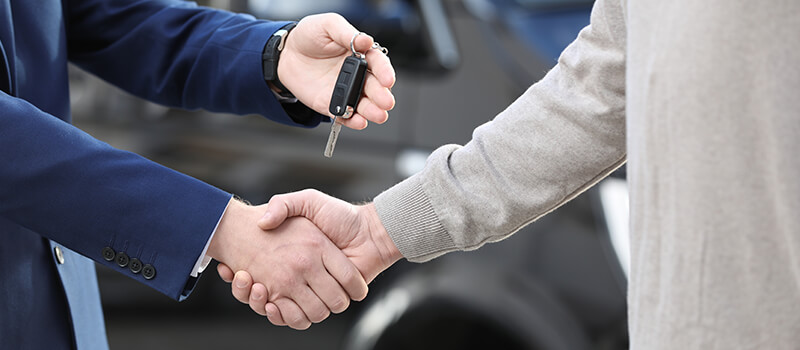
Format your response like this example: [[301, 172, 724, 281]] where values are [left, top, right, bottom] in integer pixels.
[[253, 292, 262, 301], [235, 278, 247, 288]]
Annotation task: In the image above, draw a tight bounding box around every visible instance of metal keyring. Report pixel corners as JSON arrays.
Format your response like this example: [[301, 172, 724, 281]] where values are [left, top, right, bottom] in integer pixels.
[[351, 32, 390, 58], [350, 32, 365, 58]]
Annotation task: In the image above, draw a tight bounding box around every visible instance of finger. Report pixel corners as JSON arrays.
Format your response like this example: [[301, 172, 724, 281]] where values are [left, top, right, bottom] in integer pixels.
[[272, 298, 312, 330], [353, 32, 375, 54], [322, 244, 369, 301], [353, 97, 390, 125], [365, 47, 395, 88], [291, 285, 331, 324], [259, 192, 302, 230], [340, 78, 393, 130], [307, 272, 350, 314], [217, 263, 234, 283], [362, 73, 395, 111], [339, 113, 369, 130], [231, 270, 253, 304], [248, 283, 269, 316], [341, 99, 387, 130], [306, 245, 352, 313], [265, 302, 286, 326], [259, 190, 323, 230]]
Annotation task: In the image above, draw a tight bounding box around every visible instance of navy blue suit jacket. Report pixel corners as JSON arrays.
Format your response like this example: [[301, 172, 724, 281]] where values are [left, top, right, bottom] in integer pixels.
[[0, 1, 322, 348]]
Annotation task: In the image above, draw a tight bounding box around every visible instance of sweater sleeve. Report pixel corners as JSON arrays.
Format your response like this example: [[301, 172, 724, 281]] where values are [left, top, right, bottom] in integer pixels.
[[374, 0, 628, 262]]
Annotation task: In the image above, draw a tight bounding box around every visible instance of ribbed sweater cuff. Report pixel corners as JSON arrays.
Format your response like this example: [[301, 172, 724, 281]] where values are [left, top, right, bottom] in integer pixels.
[[373, 174, 456, 263]]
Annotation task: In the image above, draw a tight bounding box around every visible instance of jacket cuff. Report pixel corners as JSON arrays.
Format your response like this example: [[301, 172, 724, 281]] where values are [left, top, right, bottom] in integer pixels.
[[373, 174, 456, 263]]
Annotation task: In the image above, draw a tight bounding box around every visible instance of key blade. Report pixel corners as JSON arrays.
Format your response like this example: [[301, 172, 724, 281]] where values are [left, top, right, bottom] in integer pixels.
[[324, 122, 342, 158]]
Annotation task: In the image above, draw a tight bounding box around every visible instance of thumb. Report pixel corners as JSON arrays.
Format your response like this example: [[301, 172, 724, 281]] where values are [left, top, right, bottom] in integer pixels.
[[323, 14, 374, 54], [257, 189, 326, 230], [257, 198, 289, 230]]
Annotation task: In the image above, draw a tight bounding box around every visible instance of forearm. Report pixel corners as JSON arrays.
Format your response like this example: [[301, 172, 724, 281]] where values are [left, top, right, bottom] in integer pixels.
[[375, 0, 628, 262], [66, 0, 306, 125], [0, 93, 231, 299]]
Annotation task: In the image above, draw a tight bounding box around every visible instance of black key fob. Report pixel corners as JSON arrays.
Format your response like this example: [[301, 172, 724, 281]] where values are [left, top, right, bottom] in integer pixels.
[[329, 55, 367, 118]]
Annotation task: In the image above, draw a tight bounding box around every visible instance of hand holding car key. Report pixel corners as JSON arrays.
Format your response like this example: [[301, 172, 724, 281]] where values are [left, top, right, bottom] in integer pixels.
[[325, 32, 388, 158]]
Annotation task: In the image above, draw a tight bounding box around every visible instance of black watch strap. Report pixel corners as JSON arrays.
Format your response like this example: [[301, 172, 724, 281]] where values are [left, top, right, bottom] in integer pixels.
[[262, 22, 297, 98]]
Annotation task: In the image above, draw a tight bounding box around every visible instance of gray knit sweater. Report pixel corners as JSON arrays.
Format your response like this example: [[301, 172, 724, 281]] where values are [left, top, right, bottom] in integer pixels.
[[374, 0, 800, 348]]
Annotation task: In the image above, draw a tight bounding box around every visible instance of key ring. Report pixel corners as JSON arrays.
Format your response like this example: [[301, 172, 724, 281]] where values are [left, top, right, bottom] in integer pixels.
[[350, 32, 389, 58], [350, 32, 366, 59]]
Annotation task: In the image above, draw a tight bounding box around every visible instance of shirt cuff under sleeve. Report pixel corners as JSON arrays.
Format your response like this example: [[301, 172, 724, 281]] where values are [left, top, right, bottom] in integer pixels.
[[189, 195, 233, 277]]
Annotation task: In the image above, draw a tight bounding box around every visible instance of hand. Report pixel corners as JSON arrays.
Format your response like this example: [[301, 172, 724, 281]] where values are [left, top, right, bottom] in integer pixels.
[[260, 189, 402, 283], [278, 13, 396, 130], [217, 189, 402, 326], [208, 198, 368, 330]]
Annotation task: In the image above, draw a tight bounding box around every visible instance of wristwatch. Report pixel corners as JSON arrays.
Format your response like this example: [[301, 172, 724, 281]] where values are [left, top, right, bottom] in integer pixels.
[[262, 22, 297, 98]]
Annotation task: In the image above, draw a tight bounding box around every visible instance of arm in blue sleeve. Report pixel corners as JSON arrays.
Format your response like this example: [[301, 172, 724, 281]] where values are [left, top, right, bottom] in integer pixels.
[[0, 91, 232, 300], [66, 0, 322, 127]]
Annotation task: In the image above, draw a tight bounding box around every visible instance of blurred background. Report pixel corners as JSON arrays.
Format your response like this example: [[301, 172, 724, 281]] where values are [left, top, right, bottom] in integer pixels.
[[71, 0, 631, 348]]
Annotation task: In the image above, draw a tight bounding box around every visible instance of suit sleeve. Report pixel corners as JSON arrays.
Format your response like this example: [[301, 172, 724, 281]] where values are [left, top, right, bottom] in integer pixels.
[[374, 0, 628, 262], [66, 0, 322, 127], [0, 91, 231, 300]]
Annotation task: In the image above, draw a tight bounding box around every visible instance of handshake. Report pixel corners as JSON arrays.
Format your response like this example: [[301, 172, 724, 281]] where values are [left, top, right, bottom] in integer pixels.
[[206, 190, 402, 330]]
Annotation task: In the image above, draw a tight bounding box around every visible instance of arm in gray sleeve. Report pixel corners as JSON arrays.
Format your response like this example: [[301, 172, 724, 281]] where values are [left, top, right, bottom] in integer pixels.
[[374, 0, 628, 262]]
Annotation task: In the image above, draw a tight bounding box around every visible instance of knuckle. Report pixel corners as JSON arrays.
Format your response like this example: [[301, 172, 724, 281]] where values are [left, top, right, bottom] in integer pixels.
[[326, 12, 345, 23], [308, 235, 327, 249], [331, 297, 349, 314], [270, 274, 297, 296], [268, 193, 285, 205], [286, 310, 302, 324], [300, 188, 321, 199], [340, 267, 360, 289], [291, 254, 315, 271]]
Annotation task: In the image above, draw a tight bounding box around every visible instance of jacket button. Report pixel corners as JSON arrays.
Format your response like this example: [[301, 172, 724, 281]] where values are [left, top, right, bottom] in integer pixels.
[[129, 258, 143, 274], [142, 264, 156, 280], [115, 252, 129, 268], [54, 246, 65, 264], [102, 247, 116, 261]]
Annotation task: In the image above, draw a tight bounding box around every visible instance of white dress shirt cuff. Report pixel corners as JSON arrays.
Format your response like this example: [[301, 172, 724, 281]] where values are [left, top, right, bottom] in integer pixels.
[[189, 195, 232, 277]]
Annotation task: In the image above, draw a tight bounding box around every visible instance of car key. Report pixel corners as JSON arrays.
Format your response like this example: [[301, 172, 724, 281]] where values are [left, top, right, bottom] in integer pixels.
[[325, 33, 368, 158]]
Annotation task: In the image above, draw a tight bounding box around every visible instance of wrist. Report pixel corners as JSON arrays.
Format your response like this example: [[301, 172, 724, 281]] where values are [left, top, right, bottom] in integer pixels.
[[262, 22, 297, 98], [207, 198, 251, 265], [362, 203, 403, 265]]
